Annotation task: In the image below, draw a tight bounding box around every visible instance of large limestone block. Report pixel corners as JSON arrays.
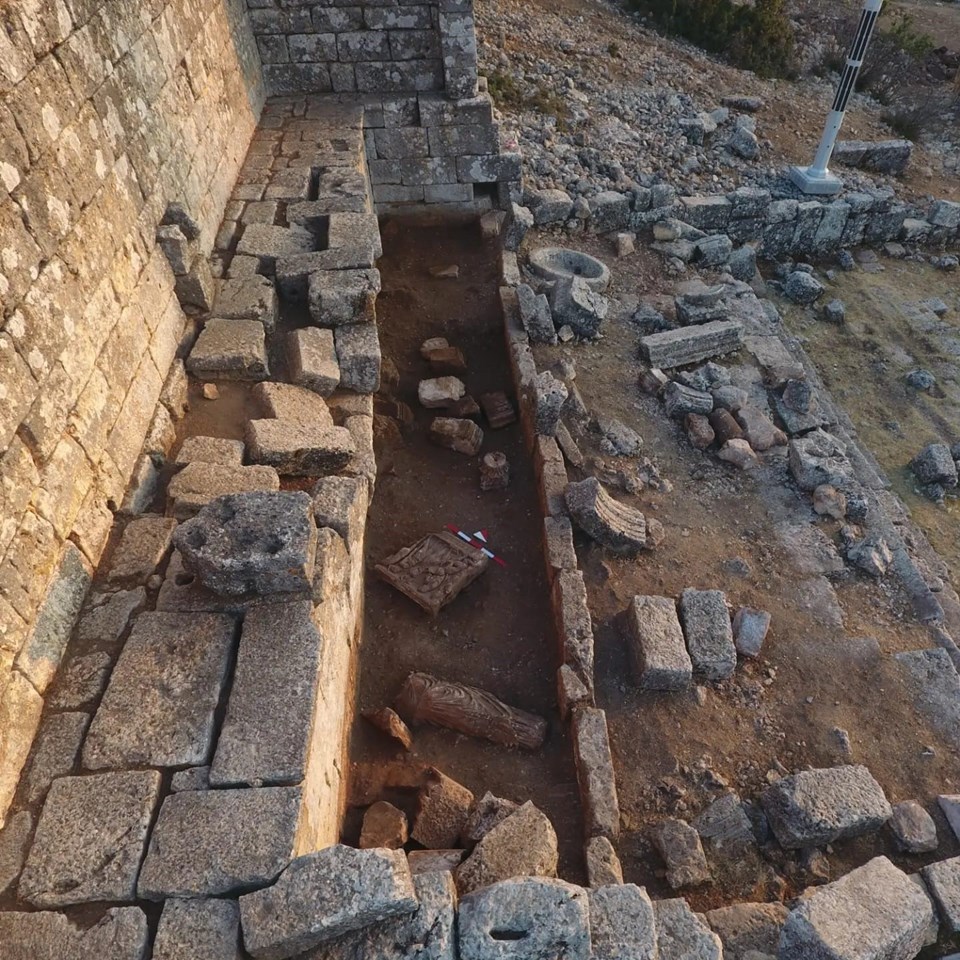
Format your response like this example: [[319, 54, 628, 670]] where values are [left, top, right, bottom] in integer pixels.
[[19, 771, 161, 907], [253, 381, 335, 427], [778, 856, 934, 960], [166, 462, 280, 520], [210, 601, 324, 787], [589, 884, 657, 960], [335, 323, 381, 393], [641, 320, 744, 368], [290, 327, 341, 396], [761, 764, 892, 849], [186, 319, 269, 381], [0, 672, 43, 826], [572, 706, 620, 841], [308, 267, 380, 326], [246, 419, 356, 477], [705, 901, 788, 957], [627, 595, 692, 691], [83, 612, 236, 769], [153, 899, 242, 960], [458, 877, 590, 960], [921, 856, 960, 932], [413, 769, 475, 849], [21, 711, 89, 806], [239, 845, 418, 960], [138, 786, 302, 899], [678, 588, 736, 681]]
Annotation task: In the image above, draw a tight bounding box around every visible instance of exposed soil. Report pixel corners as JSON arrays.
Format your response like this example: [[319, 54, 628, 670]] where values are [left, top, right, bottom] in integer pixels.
[[524, 226, 960, 916], [346, 216, 585, 878]]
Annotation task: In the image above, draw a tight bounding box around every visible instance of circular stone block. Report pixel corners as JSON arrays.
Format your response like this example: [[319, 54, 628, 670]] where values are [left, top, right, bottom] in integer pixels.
[[527, 247, 611, 292]]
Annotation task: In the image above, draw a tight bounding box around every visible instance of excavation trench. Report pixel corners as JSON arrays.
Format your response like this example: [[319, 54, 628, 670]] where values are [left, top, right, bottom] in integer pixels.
[[345, 215, 584, 877]]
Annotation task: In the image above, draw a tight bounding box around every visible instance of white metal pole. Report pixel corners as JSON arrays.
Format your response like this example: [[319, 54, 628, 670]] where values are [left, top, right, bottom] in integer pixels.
[[789, 0, 884, 195]]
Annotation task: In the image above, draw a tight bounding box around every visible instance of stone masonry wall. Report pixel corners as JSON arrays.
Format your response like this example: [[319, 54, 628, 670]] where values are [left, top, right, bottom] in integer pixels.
[[0, 0, 265, 825], [247, 0, 522, 207]]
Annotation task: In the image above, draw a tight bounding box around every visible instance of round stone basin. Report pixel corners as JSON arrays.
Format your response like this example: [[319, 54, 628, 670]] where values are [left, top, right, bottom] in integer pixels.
[[527, 246, 611, 292]]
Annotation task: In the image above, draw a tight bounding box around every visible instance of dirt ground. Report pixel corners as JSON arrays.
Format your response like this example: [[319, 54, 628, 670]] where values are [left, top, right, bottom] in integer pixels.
[[524, 226, 960, 920], [346, 216, 585, 878]]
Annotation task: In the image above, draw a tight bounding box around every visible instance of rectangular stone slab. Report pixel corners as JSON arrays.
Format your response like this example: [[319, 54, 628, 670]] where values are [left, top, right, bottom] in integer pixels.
[[210, 602, 324, 787], [627, 595, 692, 691], [678, 589, 736, 681], [19, 771, 161, 908], [83, 612, 237, 769], [138, 787, 302, 899], [640, 320, 743, 369]]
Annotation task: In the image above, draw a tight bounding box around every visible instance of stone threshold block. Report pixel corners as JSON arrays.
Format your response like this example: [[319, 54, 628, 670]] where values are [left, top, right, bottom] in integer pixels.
[[640, 320, 744, 369], [572, 706, 620, 842], [235, 223, 315, 273], [166, 462, 281, 520], [246, 419, 356, 477], [289, 327, 341, 397], [83, 612, 237, 770], [627, 594, 693, 691], [19, 771, 161, 908], [138, 786, 304, 899], [214, 276, 279, 332], [186, 319, 270, 381], [678, 589, 736, 681]]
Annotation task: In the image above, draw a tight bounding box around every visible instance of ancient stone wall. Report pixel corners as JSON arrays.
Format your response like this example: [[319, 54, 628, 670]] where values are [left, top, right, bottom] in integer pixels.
[[0, 0, 265, 823]]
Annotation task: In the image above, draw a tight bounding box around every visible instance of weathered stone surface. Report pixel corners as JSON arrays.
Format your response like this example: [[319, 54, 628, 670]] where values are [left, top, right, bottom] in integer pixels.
[[187, 319, 269, 380], [309, 268, 380, 326], [890, 800, 938, 853], [167, 462, 281, 520], [779, 856, 934, 960], [215, 275, 278, 332], [210, 601, 323, 787], [732, 607, 771, 658], [139, 786, 301, 899], [653, 818, 711, 889], [641, 320, 744, 368], [627, 594, 693, 690], [413, 769, 476, 849], [0, 809, 31, 896], [589, 884, 657, 960], [655, 898, 723, 960], [0, 674, 42, 824], [686, 413, 716, 450], [549, 275, 609, 338], [761, 764, 892, 849], [153, 899, 242, 960], [48, 653, 111, 712], [558, 664, 593, 721], [429, 417, 484, 456], [237, 223, 315, 269], [75, 589, 145, 647], [664, 382, 714, 418], [83, 612, 235, 769], [171, 766, 211, 792], [312, 476, 369, 548], [458, 878, 590, 960], [788, 429, 854, 492], [307, 871, 457, 960], [0, 906, 149, 960], [705, 902, 789, 959], [480, 392, 517, 429], [254, 381, 334, 427], [585, 835, 624, 887], [679, 589, 736, 681], [517, 283, 557, 344], [335, 323, 381, 393], [535, 370, 568, 437], [22, 712, 88, 806], [776, 520, 844, 577], [565, 478, 650, 556], [176, 436, 245, 467], [572, 706, 620, 842], [419, 376, 466, 409], [290, 327, 341, 396], [246, 418, 356, 476], [693, 792, 758, 860], [20, 770, 161, 907], [912, 442, 958, 487], [360, 801, 409, 850], [239, 846, 418, 960], [552, 570, 596, 691], [735, 405, 786, 452], [922, 856, 960, 932], [174, 492, 317, 596], [461, 793, 520, 848], [107, 516, 178, 584], [456, 801, 559, 895]]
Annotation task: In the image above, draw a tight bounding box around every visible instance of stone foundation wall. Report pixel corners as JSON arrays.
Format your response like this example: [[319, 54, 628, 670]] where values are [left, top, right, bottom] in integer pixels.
[[0, 0, 265, 825]]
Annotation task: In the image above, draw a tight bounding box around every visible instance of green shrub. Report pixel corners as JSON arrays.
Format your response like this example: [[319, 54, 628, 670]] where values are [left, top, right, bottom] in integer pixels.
[[488, 70, 571, 130], [628, 0, 796, 78]]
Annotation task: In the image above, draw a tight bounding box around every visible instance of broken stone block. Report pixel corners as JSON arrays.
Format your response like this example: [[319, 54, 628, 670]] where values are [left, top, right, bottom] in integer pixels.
[[789, 429, 854, 492], [686, 413, 715, 450], [83, 612, 236, 769], [761, 764, 892, 849], [891, 800, 938, 854], [664, 381, 714, 418], [693, 792, 758, 862], [336, 323, 381, 393], [847, 533, 893, 578], [585, 835, 624, 887], [732, 607, 771, 658], [653, 818, 711, 889], [459, 877, 589, 959], [549, 275, 609, 338], [153, 899, 242, 960], [308, 871, 457, 960], [922, 856, 960, 932], [289, 327, 341, 397], [19, 770, 161, 907], [411, 769, 475, 849], [912, 442, 958, 488], [517, 283, 557, 345], [21, 712, 88, 806], [552, 569, 596, 690], [176, 258, 217, 312], [312, 475, 369, 549], [704, 902, 788, 958], [479, 451, 510, 491], [408, 849, 465, 876], [783, 270, 825, 305], [419, 376, 466, 409], [655, 898, 722, 960], [735, 405, 786, 451], [138, 786, 302, 899], [0, 809, 31, 896], [641, 320, 744, 369], [565, 478, 650, 556], [309, 268, 380, 326], [678, 589, 736, 681], [215, 275, 278, 332], [363, 707, 413, 751], [480, 391, 517, 429], [236, 223, 315, 271], [544, 517, 577, 583], [589, 884, 657, 960], [429, 417, 484, 456], [424, 345, 468, 377], [239, 846, 417, 960], [106, 515, 178, 584], [209, 601, 323, 787], [572, 706, 620, 841], [246, 419, 356, 476], [779, 856, 933, 960], [48, 651, 112, 710], [176, 436, 245, 467], [627, 594, 693, 691], [187, 319, 269, 381], [558, 664, 593, 721], [813, 483, 847, 520], [166, 462, 281, 520], [0, 907, 149, 960], [535, 370, 568, 436], [461, 793, 520, 848], [718, 439, 758, 469], [173, 491, 316, 598], [360, 801, 409, 850], [76, 588, 145, 645]]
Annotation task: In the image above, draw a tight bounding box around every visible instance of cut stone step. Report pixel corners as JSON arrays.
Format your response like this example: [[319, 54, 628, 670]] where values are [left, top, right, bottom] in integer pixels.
[[246, 419, 356, 476], [626, 595, 692, 691], [166, 462, 281, 521], [186, 319, 269, 381], [289, 328, 341, 397]]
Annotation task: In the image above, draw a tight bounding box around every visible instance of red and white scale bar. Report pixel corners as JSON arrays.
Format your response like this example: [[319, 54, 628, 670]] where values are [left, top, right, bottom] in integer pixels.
[[445, 525, 508, 567]]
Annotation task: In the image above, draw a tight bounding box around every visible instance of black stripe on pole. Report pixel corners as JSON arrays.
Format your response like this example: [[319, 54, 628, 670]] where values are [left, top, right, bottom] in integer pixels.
[[851, 10, 879, 61], [830, 8, 880, 112], [832, 65, 858, 111]]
